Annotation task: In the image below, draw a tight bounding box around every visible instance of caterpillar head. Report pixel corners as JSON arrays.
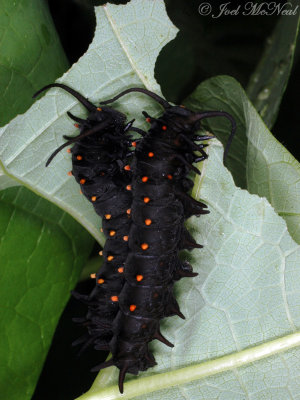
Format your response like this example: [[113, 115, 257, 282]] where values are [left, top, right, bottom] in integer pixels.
[[87, 105, 126, 127]]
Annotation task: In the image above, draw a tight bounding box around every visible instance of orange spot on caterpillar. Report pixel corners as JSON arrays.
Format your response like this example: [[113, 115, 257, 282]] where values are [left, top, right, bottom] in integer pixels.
[[111, 296, 118, 302], [100, 228, 103, 232], [107, 255, 114, 261], [76, 155, 82, 160], [146, 117, 151, 123], [123, 236, 129, 242], [105, 214, 111, 220], [148, 152, 154, 157], [132, 141, 137, 147], [142, 176, 148, 183], [143, 197, 150, 203], [141, 243, 149, 250], [124, 165, 131, 171], [136, 275, 143, 282], [109, 230, 116, 237], [91, 196, 97, 202], [145, 219, 152, 226], [90, 273, 96, 279], [67, 148, 71, 153], [162, 125, 167, 131], [130, 304, 137, 311], [99, 251, 103, 256], [118, 267, 124, 273], [98, 278, 104, 284], [179, 105, 186, 108], [80, 178, 86, 184], [126, 209, 131, 215], [67, 171, 72, 176], [97, 107, 102, 111], [126, 185, 132, 191], [167, 174, 173, 180], [74, 123, 79, 128]]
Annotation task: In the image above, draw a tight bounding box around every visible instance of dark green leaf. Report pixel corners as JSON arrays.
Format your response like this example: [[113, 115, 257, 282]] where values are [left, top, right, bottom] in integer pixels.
[[0, 186, 94, 400], [0, 0, 69, 127], [185, 75, 300, 244], [184, 76, 248, 189], [247, 0, 300, 128]]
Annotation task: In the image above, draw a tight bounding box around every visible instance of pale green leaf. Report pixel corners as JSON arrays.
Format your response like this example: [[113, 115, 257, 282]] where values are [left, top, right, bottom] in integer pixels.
[[0, 0, 178, 243], [76, 142, 300, 400], [0, 171, 20, 190]]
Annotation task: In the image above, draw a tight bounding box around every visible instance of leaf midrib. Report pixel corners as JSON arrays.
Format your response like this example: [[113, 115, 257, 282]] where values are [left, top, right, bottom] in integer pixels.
[[103, 5, 152, 90], [77, 331, 300, 400]]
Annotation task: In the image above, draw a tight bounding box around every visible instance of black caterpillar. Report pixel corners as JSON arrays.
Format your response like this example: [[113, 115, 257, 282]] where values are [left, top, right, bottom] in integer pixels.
[[34, 85, 236, 393], [95, 88, 236, 392], [33, 83, 134, 355]]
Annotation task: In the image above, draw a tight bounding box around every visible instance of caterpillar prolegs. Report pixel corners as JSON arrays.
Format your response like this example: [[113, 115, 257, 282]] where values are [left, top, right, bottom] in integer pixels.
[[35, 84, 236, 393]]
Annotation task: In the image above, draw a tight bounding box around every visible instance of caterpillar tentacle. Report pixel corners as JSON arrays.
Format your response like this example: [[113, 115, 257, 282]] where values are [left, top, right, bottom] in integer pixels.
[[100, 87, 171, 109], [33, 83, 96, 111], [188, 111, 236, 162]]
